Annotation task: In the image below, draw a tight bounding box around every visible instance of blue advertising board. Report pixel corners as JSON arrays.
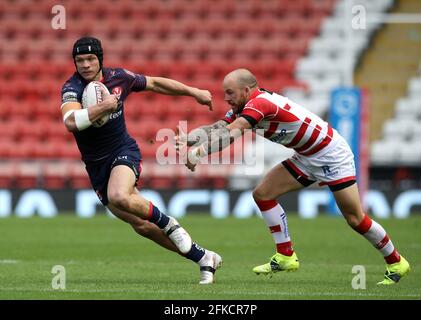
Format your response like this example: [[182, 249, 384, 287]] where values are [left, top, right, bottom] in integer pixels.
[[328, 87, 362, 214]]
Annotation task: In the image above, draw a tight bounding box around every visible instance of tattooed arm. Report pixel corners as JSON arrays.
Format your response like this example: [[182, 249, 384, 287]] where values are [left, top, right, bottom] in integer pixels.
[[187, 120, 229, 146], [185, 117, 252, 171]]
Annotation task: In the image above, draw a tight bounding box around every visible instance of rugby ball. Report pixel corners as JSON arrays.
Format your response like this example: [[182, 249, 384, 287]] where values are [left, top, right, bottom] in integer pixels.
[[81, 81, 110, 128]]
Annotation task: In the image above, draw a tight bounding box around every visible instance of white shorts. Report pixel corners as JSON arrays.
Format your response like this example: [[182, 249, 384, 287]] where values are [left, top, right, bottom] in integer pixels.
[[282, 130, 357, 190]]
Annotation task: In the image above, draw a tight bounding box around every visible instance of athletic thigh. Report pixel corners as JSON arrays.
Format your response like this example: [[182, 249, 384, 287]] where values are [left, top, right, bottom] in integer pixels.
[[108, 165, 137, 196], [106, 143, 142, 200], [86, 145, 142, 206], [254, 162, 304, 200], [107, 169, 150, 214]]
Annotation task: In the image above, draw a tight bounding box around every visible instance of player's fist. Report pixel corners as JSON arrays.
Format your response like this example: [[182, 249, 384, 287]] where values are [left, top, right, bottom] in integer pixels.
[[193, 89, 213, 110], [185, 147, 201, 172], [101, 87, 118, 112], [185, 157, 197, 172]]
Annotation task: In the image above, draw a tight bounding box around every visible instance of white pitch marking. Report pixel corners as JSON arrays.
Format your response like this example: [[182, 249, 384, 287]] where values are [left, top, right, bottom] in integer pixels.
[[0, 260, 18, 264], [0, 287, 419, 298]]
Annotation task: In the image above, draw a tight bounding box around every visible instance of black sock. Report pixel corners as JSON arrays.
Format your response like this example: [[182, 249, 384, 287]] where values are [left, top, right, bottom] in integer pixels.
[[148, 204, 170, 229], [184, 242, 206, 263]]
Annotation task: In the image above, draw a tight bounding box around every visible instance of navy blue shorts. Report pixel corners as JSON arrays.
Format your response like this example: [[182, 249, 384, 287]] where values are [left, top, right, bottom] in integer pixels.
[[85, 143, 142, 206]]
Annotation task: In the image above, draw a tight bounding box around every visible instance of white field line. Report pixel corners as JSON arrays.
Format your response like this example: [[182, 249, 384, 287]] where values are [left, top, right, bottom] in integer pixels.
[[0, 287, 419, 298], [0, 260, 18, 264]]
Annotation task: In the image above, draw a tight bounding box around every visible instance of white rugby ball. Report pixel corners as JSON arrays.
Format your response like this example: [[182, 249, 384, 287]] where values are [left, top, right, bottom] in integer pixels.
[[81, 81, 111, 128]]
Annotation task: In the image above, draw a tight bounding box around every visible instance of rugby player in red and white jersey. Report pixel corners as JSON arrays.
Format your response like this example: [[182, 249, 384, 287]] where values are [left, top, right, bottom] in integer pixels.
[[176, 69, 410, 285]]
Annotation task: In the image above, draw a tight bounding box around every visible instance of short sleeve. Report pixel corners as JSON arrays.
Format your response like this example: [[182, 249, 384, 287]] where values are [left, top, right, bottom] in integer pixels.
[[240, 98, 277, 126], [122, 69, 147, 92], [61, 80, 83, 108]]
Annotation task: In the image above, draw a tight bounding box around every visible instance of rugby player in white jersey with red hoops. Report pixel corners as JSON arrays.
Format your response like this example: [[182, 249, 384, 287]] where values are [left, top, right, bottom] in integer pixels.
[[176, 68, 410, 285]]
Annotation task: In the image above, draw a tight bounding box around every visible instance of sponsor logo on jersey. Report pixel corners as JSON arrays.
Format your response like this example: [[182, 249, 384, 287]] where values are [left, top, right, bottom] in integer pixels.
[[322, 165, 339, 177], [226, 110, 234, 117], [322, 165, 331, 174], [109, 109, 122, 120], [112, 86, 122, 99], [63, 83, 74, 90], [112, 155, 128, 166], [62, 91, 78, 102], [225, 110, 235, 121], [269, 129, 287, 143]]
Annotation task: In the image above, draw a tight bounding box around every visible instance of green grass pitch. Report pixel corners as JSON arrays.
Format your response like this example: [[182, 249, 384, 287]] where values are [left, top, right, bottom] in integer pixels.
[[0, 214, 420, 300]]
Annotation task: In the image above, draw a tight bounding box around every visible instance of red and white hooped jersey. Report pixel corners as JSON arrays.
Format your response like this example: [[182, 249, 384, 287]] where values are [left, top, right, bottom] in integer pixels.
[[223, 89, 334, 156]]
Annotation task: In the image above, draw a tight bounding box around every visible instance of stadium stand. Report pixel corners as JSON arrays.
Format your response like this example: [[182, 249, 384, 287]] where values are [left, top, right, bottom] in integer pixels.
[[6, 0, 418, 188], [359, 0, 421, 165], [371, 72, 421, 164], [232, 0, 399, 184], [235, 0, 420, 183], [288, 0, 394, 118]]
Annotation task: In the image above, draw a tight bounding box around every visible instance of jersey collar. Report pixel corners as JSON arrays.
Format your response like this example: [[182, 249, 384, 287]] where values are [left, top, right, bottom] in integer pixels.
[[77, 68, 106, 84], [248, 88, 263, 102], [98, 68, 107, 82]]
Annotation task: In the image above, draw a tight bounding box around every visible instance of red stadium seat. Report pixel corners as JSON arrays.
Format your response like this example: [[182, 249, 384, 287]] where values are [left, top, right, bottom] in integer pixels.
[[16, 119, 49, 142], [138, 143, 157, 160], [0, 0, 328, 173], [15, 161, 42, 188], [68, 161, 91, 189], [0, 121, 19, 141], [45, 122, 72, 141], [9, 102, 32, 120], [11, 140, 38, 158], [33, 140, 61, 159], [0, 140, 15, 158], [57, 141, 81, 160], [42, 161, 69, 189], [0, 161, 17, 188], [146, 163, 182, 189]]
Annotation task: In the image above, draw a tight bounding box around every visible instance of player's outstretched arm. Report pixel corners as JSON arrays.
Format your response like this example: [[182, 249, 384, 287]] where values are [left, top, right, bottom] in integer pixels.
[[144, 76, 213, 110], [175, 120, 230, 154], [178, 117, 251, 171], [186, 120, 229, 146]]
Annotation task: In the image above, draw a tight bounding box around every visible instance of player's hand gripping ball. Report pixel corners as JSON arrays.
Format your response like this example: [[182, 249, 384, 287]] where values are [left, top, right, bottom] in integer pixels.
[[82, 81, 111, 127]]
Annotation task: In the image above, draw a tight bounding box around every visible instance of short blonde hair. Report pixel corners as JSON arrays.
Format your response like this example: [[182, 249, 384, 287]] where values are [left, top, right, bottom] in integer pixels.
[[225, 69, 258, 88]]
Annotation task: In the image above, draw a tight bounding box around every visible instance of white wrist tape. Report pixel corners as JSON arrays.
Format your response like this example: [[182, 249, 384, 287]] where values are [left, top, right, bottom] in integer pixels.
[[188, 149, 201, 165], [199, 144, 208, 156], [74, 108, 92, 131], [188, 145, 207, 165], [63, 110, 75, 122]]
